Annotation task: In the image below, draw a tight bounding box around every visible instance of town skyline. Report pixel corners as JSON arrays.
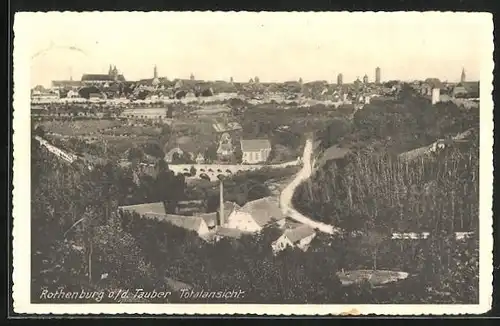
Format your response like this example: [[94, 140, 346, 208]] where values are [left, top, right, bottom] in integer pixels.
[[24, 12, 487, 87]]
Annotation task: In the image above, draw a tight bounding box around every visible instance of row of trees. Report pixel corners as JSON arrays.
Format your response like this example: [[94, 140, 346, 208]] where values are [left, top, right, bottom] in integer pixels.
[[294, 140, 479, 233]]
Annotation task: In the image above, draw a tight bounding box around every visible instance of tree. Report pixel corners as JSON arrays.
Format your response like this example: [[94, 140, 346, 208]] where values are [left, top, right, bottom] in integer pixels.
[[34, 125, 45, 138], [128, 147, 144, 164], [204, 145, 217, 163], [142, 142, 164, 159]]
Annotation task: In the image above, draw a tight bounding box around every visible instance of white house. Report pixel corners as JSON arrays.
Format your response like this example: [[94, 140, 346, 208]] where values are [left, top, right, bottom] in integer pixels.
[[67, 89, 80, 98], [240, 139, 272, 164], [195, 152, 205, 164], [431, 88, 441, 105], [224, 196, 285, 233], [271, 224, 316, 253]]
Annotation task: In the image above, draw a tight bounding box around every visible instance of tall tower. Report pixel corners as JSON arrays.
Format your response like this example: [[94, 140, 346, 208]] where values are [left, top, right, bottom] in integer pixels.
[[461, 68, 466, 83], [190, 73, 195, 80], [337, 73, 343, 85], [375, 67, 381, 84], [154, 65, 158, 79], [363, 74, 369, 84]]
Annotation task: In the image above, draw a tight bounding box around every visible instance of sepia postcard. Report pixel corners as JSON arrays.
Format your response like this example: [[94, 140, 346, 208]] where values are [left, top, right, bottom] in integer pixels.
[[12, 11, 494, 315]]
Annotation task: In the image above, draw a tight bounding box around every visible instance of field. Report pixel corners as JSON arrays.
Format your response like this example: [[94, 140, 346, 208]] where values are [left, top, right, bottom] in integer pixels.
[[39, 120, 122, 136]]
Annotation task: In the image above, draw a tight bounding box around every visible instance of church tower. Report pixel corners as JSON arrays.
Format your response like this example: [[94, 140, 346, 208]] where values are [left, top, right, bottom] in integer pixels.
[[154, 65, 158, 79], [461, 68, 466, 83]]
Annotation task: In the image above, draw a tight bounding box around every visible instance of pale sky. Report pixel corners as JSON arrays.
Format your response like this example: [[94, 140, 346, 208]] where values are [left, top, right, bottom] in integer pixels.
[[16, 12, 491, 87]]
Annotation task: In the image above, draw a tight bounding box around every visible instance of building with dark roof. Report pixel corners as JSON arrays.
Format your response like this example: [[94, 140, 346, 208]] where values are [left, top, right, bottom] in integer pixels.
[[453, 81, 479, 99], [51, 79, 82, 90], [81, 65, 126, 84]]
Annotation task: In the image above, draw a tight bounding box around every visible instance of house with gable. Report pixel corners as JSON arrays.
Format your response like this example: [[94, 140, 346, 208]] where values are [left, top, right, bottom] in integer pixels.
[[240, 139, 272, 164], [271, 224, 317, 254], [223, 196, 286, 233]]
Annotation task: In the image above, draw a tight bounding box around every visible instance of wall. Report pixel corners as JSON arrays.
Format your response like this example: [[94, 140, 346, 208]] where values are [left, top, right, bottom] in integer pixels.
[[225, 211, 261, 233]]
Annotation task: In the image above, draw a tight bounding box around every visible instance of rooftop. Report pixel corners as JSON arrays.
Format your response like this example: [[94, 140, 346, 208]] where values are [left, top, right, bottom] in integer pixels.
[[118, 202, 166, 215], [142, 213, 203, 233], [240, 139, 272, 152], [283, 224, 316, 243], [82, 74, 126, 82], [237, 196, 285, 227]]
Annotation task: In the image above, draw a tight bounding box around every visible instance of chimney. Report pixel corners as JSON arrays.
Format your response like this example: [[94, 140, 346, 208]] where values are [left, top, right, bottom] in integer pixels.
[[219, 179, 224, 226]]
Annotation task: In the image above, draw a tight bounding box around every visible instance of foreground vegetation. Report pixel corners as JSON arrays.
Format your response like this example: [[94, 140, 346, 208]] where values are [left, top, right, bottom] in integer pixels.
[[32, 139, 479, 304]]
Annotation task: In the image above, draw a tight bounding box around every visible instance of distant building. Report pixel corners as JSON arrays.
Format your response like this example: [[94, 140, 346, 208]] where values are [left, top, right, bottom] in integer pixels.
[[453, 81, 479, 99], [431, 88, 440, 105], [152, 65, 160, 86], [354, 77, 362, 88], [363, 74, 369, 84], [195, 153, 205, 164], [81, 65, 125, 84], [422, 78, 443, 96], [337, 73, 343, 85], [51, 79, 82, 90], [212, 121, 242, 133], [216, 133, 234, 161], [240, 139, 272, 164], [375, 67, 381, 84], [67, 89, 79, 98], [31, 91, 60, 103], [461, 68, 466, 83], [271, 224, 317, 253]]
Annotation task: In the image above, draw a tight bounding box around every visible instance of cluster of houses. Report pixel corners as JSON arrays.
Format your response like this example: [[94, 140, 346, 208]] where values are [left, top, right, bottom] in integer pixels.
[[118, 194, 317, 254], [164, 120, 273, 165], [411, 69, 480, 106], [39, 64, 398, 106]]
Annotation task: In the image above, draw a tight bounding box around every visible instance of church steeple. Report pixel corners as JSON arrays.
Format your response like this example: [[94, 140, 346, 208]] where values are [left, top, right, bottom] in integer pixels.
[[461, 67, 466, 83], [154, 65, 158, 79], [108, 64, 113, 75]]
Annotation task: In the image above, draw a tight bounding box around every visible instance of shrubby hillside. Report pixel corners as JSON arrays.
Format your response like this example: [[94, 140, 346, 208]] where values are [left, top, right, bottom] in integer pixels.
[[32, 126, 479, 304]]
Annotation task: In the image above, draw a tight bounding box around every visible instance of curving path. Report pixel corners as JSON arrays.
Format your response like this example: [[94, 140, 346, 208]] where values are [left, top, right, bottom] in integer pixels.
[[279, 136, 343, 235]]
